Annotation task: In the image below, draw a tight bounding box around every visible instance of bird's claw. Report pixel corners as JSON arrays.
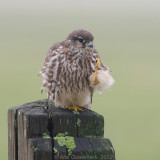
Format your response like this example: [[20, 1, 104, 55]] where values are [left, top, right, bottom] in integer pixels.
[[65, 105, 83, 112], [96, 58, 100, 67], [94, 58, 100, 83]]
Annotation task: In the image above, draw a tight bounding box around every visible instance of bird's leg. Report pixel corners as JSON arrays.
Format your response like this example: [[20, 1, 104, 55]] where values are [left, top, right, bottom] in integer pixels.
[[94, 58, 100, 84], [65, 105, 83, 112]]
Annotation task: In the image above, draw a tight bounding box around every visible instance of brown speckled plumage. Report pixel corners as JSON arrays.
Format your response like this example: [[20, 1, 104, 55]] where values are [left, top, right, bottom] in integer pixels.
[[39, 29, 113, 109]]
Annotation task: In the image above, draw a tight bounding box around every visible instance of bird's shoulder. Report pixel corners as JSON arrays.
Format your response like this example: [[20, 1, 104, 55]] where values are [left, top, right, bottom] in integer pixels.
[[45, 40, 70, 59], [39, 40, 70, 75]]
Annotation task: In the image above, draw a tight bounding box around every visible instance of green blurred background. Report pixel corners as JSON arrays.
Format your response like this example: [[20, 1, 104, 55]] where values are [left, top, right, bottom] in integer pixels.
[[0, 0, 160, 159]]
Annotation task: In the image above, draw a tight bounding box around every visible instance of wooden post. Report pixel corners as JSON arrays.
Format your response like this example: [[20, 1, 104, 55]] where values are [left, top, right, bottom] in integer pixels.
[[8, 99, 115, 160]]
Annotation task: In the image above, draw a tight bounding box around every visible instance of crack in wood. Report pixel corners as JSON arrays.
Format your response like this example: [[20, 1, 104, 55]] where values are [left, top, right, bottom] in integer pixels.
[[8, 99, 115, 160], [46, 110, 54, 160]]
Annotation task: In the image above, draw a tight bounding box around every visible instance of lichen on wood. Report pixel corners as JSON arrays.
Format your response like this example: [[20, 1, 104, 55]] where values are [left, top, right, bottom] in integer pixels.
[[54, 133, 76, 156], [8, 99, 115, 160]]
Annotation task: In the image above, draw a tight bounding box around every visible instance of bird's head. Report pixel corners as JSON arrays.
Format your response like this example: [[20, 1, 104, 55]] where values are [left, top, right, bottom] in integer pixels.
[[67, 29, 94, 49]]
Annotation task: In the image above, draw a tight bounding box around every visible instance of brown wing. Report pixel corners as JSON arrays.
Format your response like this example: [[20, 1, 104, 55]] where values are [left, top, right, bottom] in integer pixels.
[[39, 41, 68, 100]]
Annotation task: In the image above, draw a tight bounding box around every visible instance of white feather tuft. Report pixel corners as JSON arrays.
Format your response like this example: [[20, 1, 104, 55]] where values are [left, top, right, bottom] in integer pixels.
[[90, 70, 115, 93]]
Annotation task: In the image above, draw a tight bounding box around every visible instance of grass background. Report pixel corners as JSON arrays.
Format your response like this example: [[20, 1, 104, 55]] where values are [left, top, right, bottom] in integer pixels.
[[0, 0, 160, 159]]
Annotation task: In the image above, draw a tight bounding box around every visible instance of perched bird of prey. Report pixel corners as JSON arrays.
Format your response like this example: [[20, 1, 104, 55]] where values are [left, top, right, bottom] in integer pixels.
[[39, 29, 114, 111]]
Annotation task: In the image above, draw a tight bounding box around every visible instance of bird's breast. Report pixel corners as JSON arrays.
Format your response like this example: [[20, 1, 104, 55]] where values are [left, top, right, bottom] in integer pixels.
[[61, 56, 93, 92]]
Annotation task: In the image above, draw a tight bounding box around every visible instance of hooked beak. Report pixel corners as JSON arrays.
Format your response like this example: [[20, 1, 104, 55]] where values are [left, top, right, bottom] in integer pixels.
[[86, 42, 94, 48]]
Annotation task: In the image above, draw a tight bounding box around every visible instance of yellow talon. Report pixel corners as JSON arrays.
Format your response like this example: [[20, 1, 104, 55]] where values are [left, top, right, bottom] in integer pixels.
[[96, 58, 100, 67], [75, 106, 77, 112], [95, 58, 100, 83], [65, 106, 73, 110], [65, 105, 83, 112]]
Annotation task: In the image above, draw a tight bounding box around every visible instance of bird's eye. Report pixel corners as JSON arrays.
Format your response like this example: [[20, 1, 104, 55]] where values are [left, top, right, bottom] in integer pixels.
[[78, 38, 84, 43]]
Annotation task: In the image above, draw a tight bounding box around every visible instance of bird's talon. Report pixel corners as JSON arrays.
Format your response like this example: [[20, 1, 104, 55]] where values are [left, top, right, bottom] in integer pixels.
[[94, 58, 101, 83], [65, 106, 72, 110], [65, 105, 83, 112], [96, 58, 100, 67]]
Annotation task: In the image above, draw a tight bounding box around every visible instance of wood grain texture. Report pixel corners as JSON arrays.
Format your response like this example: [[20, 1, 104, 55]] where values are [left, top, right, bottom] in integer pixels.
[[53, 138, 115, 160], [8, 99, 115, 160], [8, 105, 25, 160], [28, 138, 52, 160]]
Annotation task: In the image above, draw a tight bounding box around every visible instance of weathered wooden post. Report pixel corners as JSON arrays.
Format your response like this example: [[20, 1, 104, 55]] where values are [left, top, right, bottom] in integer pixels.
[[8, 99, 115, 160]]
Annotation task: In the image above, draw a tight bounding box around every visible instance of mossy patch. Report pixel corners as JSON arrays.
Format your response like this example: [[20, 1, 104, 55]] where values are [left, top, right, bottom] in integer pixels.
[[42, 133, 51, 139], [34, 147, 39, 152], [72, 110, 80, 114], [48, 112, 52, 119], [54, 132, 76, 156], [53, 147, 59, 156], [78, 115, 104, 137], [77, 118, 81, 127]]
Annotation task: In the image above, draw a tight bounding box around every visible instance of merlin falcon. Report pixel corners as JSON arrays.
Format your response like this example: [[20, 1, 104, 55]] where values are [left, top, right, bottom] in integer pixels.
[[39, 29, 114, 111]]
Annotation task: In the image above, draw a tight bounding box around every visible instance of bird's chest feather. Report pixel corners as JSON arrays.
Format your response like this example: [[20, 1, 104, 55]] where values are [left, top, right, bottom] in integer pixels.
[[61, 54, 93, 91]]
